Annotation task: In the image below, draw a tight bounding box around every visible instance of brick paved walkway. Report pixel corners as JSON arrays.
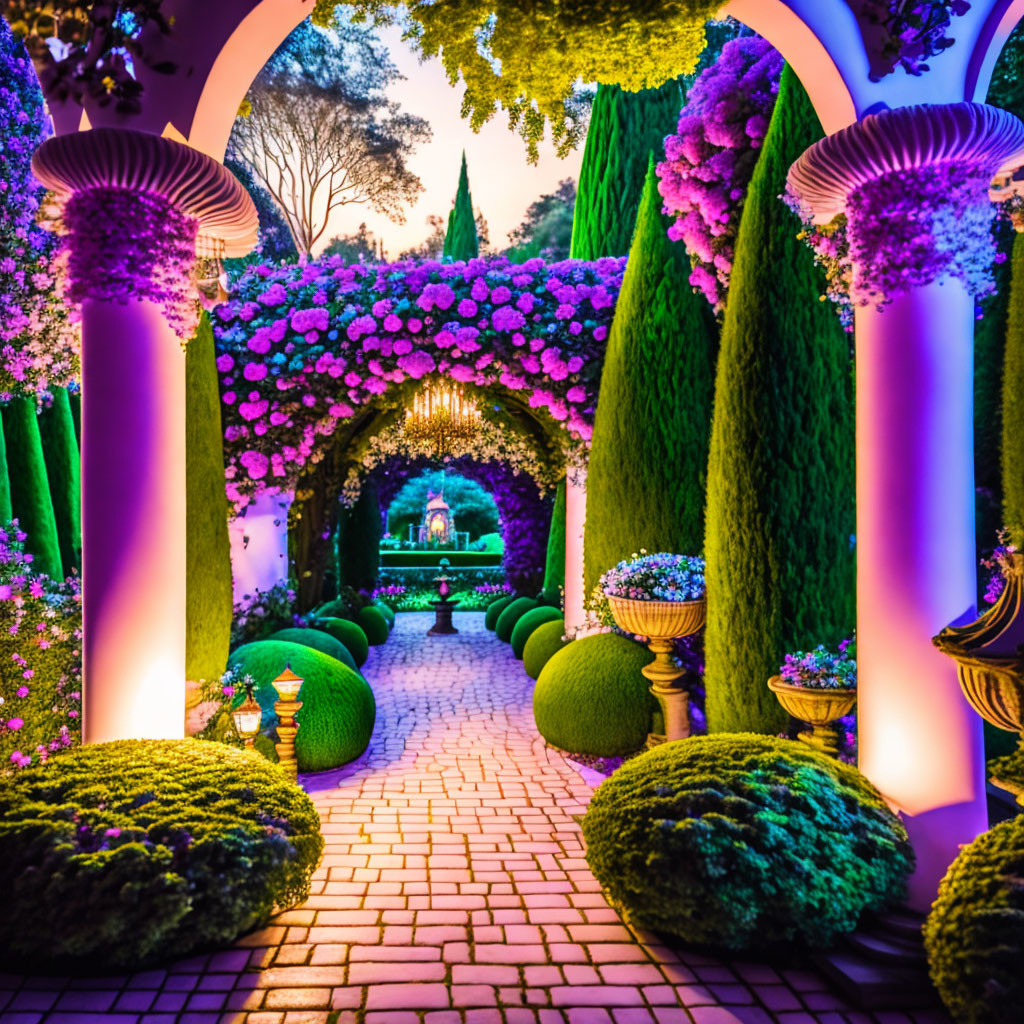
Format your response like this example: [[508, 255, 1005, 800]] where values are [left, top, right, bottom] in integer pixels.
[[1, 612, 949, 1024]]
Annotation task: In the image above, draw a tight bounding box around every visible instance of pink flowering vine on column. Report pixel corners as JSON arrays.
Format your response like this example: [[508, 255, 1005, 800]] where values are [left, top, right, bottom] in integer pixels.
[[657, 36, 783, 314]]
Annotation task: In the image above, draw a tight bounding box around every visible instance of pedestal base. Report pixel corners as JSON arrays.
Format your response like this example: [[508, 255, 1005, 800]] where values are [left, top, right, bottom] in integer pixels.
[[643, 671, 691, 744], [428, 600, 460, 636]]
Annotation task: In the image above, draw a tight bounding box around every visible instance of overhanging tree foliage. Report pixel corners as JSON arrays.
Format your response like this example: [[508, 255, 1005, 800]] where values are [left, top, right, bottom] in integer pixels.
[[584, 160, 718, 594], [186, 314, 233, 683], [570, 81, 683, 260], [443, 153, 480, 261], [703, 65, 855, 736]]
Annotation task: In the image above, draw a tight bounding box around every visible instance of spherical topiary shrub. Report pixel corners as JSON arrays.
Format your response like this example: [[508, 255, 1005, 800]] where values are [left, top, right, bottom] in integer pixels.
[[316, 598, 352, 619], [924, 814, 1024, 1024], [356, 605, 390, 645], [228, 641, 375, 772], [485, 594, 516, 630], [523, 620, 572, 681], [373, 600, 396, 629], [496, 597, 539, 642], [511, 606, 563, 659], [533, 632, 655, 755], [0, 739, 322, 970], [268, 627, 358, 672], [314, 616, 369, 667], [583, 734, 913, 950]]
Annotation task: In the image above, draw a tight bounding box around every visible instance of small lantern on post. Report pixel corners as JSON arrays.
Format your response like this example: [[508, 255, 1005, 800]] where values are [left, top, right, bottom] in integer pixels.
[[428, 557, 460, 636], [231, 679, 263, 749], [272, 664, 304, 779]]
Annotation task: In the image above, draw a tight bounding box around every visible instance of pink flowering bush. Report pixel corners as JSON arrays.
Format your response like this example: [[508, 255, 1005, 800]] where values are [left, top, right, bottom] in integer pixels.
[[0, 521, 82, 772], [980, 530, 1018, 605], [0, 19, 80, 403], [214, 253, 625, 510], [657, 37, 783, 313]]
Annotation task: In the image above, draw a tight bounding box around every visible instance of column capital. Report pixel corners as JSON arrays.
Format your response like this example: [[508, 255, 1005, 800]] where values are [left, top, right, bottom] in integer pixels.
[[31, 128, 257, 256]]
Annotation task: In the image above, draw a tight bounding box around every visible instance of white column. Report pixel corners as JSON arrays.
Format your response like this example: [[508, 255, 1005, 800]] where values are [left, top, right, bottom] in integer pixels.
[[564, 467, 587, 631], [229, 490, 293, 602]]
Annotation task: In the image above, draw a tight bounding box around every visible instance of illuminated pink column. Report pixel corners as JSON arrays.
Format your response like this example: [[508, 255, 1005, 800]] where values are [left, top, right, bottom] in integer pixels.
[[790, 103, 1024, 907], [564, 467, 587, 631], [32, 130, 256, 743]]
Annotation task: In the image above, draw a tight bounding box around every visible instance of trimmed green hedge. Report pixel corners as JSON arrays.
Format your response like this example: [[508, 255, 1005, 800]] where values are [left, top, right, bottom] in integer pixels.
[[542, 479, 566, 605], [357, 605, 390, 645], [381, 565, 506, 592], [485, 594, 517, 630], [268, 627, 358, 672], [533, 632, 655, 755], [228, 641, 375, 772], [0, 739, 322, 970], [38, 387, 81, 576], [1003, 230, 1024, 546], [511, 606, 563, 659], [313, 617, 369, 667], [583, 734, 913, 950], [186, 314, 232, 684], [496, 597, 538, 642], [523, 620, 571, 681], [380, 551, 503, 567], [925, 814, 1024, 1024]]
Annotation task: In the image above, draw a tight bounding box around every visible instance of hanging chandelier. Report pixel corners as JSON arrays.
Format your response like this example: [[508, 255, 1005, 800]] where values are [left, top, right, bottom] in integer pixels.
[[404, 381, 481, 456]]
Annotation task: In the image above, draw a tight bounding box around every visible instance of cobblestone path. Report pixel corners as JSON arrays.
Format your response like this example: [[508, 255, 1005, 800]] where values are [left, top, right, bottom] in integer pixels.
[[1, 613, 949, 1024]]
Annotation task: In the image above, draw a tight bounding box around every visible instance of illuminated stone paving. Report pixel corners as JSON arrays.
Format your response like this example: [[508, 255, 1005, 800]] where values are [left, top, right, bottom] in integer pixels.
[[1, 613, 950, 1024]]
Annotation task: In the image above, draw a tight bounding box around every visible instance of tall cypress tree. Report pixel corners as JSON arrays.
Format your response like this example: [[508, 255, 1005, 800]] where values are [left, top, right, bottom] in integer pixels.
[[186, 313, 233, 683], [584, 160, 719, 594], [703, 65, 855, 736], [542, 478, 567, 605], [570, 80, 683, 260], [443, 152, 479, 261], [38, 387, 81, 574], [1002, 230, 1024, 547], [1, 397, 62, 579], [0, 413, 11, 523], [338, 481, 382, 593]]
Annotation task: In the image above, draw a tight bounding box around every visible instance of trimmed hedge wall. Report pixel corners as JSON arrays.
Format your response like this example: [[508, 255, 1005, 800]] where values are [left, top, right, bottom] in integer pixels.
[[1003, 230, 1024, 547], [379, 565, 506, 592], [380, 551, 503, 567], [0, 739, 323, 970]]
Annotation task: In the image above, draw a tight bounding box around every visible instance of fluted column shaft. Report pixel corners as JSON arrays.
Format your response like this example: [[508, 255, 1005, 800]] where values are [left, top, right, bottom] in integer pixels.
[[789, 103, 1024, 907]]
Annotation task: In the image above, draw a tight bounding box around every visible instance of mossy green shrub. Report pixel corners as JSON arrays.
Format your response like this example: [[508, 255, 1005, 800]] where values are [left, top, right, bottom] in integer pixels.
[[227, 641, 375, 772], [511, 606, 563, 659], [485, 594, 516, 630], [356, 605, 389, 646], [534, 633, 655, 755], [0, 739, 323, 970], [924, 814, 1024, 1024], [523, 620, 572, 681], [267, 627, 358, 672], [496, 597, 539, 642], [313, 616, 369, 667], [373, 600, 395, 629], [583, 734, 912, 950]]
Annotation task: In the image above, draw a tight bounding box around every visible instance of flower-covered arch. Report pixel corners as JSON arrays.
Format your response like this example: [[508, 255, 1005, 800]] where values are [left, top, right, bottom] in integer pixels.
[[213, 253, 626, 513]]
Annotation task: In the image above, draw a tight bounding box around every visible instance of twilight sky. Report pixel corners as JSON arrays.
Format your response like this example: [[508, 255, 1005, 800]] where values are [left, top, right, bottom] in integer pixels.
[[316, 25, 584, 258]]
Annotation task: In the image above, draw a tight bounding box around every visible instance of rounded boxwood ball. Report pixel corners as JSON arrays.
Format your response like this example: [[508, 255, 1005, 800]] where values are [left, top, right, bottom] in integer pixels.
[[373, 600, 395, 629], [533, 632, 654, 755], [583, 734, 913, 951], [0, 739, 322, 971], [316, 598, 351, 619], [495, 597, 538, 642], [313, 616, 369, 667], [523, 620, 572, 681], [924, 814, 1024, 1024], [228, 641, 375, 772], [511, 606, 563, 659], [268, 627, 357, 672], [356, 605, 390, 645], [485, 595, 515, 630]]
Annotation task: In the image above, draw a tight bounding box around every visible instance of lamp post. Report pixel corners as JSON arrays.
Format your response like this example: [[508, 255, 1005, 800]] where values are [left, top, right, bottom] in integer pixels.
[[231, 680, 262, 749], [272, 665, 303, 778]]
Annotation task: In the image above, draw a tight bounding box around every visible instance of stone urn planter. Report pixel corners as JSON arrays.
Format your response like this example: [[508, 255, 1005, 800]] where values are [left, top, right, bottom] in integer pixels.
[[766, 675, 856, 756], [933, 550, 1024, 804], [606, 594, 706, 744]]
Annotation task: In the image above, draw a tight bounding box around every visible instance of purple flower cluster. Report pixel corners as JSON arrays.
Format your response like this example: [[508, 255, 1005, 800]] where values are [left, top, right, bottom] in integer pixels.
[[475, 582, 513, 595], [657, 37, 783, 313], [0, 20, 80, 402], [0, 520, 81, 771], [980, 533, 1018, 604], [371, 584, 406, 600], [214, 253, 625, 511], [779, 637, 857, 690], [602, 552, 706, 602], [231, 581, 308, 648]]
